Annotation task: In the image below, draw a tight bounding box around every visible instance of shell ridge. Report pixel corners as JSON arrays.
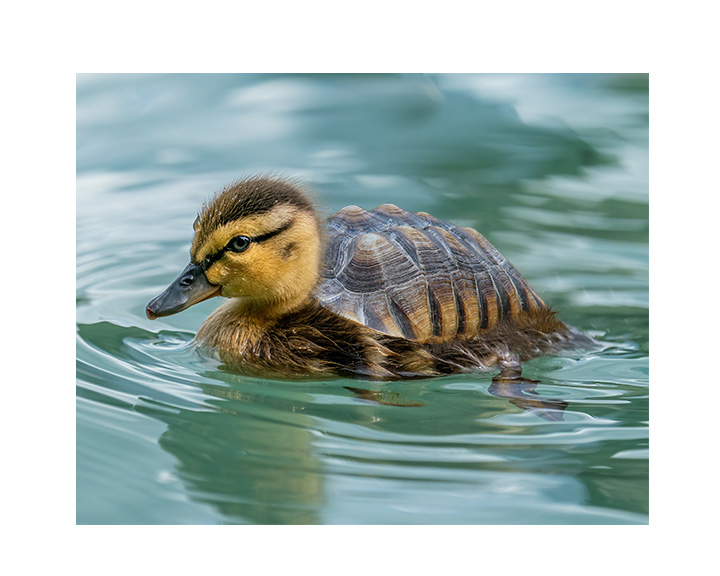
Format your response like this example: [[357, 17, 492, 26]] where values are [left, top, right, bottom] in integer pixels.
[[505, 269, 531, 311], [451, 271, 480, 337], [373, 204, 428, 229], [322, 233, 352, 278], [486, 252, 527, 316], [385, 291, 419, 340], [424, 226, 461, 266], [427, 284, 442, 338], [386, 228, 422, 274], [442, 226, 502, 278], [448, 225, 535, 317], [412, 226, 460, 276], [488, 270, 504, 319], [450, 226, 499, 262], [414, 226, 461, 339], [490, 263, 514, 318], [386, 276, 433, 341], [480, 269, 503, 327], [362, 291, 398, 336], [528, 287, 545, 308], [473, 272, 488, 330], [449, 273, 466, 337]]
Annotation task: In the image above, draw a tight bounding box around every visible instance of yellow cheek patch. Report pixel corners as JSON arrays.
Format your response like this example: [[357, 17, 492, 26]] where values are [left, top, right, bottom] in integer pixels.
[[191, 205, 300, 263], [204, 261, 233, 285]]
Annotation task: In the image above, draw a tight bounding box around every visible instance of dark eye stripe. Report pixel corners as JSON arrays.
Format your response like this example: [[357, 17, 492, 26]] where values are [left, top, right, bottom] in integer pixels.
[[199, 249, 225, 272], [196, 218, 295, 272], [252, 218, 294, 243]]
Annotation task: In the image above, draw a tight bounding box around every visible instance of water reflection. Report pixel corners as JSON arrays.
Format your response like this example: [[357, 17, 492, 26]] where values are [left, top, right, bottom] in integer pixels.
[[344, 386, 426, 407], [346, 376, 569, 421], [489, 376, 568, 422], [134, 365, 578, 524], [144, 383, 325, 525]]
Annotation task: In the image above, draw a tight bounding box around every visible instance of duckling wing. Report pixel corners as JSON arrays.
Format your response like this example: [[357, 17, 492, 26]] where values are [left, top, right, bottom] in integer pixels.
[[315, 204, 545, 344]]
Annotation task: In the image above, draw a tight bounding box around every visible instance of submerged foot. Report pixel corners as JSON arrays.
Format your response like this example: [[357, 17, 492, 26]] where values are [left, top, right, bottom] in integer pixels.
[[490, 362, 568, 421]]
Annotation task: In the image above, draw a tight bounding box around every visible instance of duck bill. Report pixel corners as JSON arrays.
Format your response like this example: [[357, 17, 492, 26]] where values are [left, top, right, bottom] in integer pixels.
[[146, 263, 221, 320]]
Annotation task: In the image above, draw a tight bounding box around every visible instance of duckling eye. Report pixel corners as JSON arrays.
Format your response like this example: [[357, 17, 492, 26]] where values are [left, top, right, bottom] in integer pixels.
[[227, 235, 251, 253]]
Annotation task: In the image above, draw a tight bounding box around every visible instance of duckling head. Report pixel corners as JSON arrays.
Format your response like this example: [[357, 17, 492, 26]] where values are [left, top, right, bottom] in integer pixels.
[[146, 176, 322, 320]]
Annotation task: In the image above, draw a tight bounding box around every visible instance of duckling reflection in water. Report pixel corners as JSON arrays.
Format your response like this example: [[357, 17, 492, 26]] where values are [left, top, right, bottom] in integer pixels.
[[146, 176, 589, 414]]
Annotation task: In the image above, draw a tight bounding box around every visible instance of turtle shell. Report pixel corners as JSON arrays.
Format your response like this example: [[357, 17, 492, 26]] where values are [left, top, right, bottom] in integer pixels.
[[315, 204, 546, 344]]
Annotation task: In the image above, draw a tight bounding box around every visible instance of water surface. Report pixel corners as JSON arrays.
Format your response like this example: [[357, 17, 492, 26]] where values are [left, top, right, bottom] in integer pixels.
[[76, 73, 648, 524]]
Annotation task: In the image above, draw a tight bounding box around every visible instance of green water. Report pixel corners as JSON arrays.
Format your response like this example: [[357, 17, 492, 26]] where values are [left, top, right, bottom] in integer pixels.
[[76, 73, 648, 524]]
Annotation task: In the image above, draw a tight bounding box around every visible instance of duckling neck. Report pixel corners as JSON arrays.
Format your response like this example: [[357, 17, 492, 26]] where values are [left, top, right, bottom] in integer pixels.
[[195, 294, 313, 352], [238, 292, 312, 324]]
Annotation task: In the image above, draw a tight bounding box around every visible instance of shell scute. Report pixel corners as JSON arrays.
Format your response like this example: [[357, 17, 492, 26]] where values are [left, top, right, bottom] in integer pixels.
[[385, 278, 433, 341], [331, 205, 387, 233], [360, 290, 404, 338]]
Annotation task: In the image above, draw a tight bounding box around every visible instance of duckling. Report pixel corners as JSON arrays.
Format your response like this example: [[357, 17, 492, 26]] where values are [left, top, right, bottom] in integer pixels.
[[146, 175, 586, 380]]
